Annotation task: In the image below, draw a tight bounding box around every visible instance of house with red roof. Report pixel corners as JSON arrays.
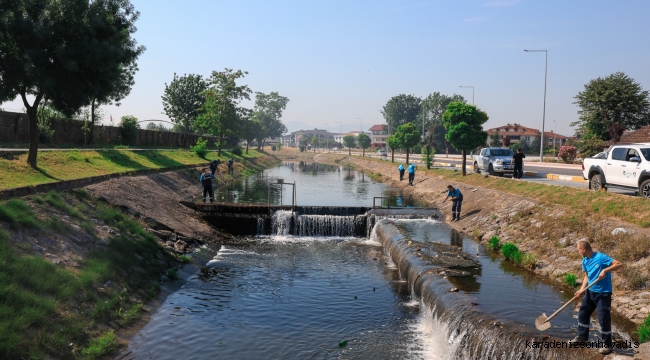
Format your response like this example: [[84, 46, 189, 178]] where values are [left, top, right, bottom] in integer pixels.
[[369, 124, 388, 149], [486, 123, 569, 148]]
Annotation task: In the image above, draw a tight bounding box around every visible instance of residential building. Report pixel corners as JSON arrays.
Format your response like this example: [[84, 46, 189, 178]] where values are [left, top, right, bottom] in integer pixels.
[[369, 124, 388, 149], [486, 123, 568, 147], [601, 125, 650, 148], [333, 131, 368, 148]]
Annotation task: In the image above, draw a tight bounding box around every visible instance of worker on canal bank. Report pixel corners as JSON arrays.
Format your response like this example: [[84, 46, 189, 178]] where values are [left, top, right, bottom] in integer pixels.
[[407, 163, 416, 185], [398, 164, 405, 181], [570, 240, 623, 355], [442, 185, 463, 221], [227, 158, 234, 175], [512, 148, 525, 179], [200, 168, 215, 203], [209, 159, 221, 175]]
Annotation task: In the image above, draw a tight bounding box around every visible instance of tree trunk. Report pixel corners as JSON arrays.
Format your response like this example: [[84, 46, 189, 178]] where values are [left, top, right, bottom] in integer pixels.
[[218, 126, 223, 157], [21, 91, 44, 169], [461, 150, 467, 176], [362, 148, 365, 157], [406, 148, 410, 165], [348, 147, 351, 155], [89, 100, 95, 144], [391, 149, 394, 163], [246, 142, 249, 154]]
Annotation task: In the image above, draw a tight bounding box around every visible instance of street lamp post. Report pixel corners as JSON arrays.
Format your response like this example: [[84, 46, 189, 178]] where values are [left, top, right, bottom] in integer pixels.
[[459, 86, 474, 105], [324, 123, 329, 152], [524, 49, 548, 162], [553, 119, 556, 157]]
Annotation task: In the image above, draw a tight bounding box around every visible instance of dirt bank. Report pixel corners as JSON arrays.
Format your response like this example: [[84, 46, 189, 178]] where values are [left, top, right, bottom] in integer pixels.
[[304, 152, 650, 330]]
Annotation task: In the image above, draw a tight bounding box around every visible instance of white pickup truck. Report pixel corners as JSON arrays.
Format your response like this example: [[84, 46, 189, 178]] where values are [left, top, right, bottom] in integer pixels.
[[582, 143, 650, 198], [472, 148, 517, 176]]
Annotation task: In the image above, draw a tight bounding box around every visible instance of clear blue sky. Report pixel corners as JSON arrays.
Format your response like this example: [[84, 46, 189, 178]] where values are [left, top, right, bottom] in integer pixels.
[[3, 0, 649, 137]]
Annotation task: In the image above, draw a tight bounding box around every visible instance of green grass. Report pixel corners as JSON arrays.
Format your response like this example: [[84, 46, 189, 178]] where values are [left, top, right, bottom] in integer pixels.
[[167, 268, 179, 280], [43, 191, 85, 218], [45, 217, 72, 232], [80, 331, 119, 359], [638, 314, 650, 343], [0, 148, 267, 190], [487, 235, 501, 250], [563, 273, 578, 287], [0, 199, 42, 229]]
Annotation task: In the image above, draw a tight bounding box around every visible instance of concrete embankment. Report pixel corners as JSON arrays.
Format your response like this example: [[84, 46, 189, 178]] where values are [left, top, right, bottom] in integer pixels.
[[373, 219, 599, 359]]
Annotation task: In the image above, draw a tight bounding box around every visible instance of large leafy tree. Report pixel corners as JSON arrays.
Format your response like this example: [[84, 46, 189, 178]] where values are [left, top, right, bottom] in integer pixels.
[[441, 102, 488, 176], [357, 133, 371, 157], [572, 72, 650, 140], [241, 117, 260, 154], [252, 92, 289, 150], [380, 94, 421, 135], [418, 92, 465, 163], [343, 135, 356, 155], [0, 0, 144, 167], [162, 73, 208, 146], [196, 69, 252, 156], [392, 122, 421, 165]]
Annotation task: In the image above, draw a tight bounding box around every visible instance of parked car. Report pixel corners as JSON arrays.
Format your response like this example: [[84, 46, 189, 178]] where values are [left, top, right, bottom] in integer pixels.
[[582, 143, 650, 197], [377, 149, 387, 157], [472, 148, 517, 176]]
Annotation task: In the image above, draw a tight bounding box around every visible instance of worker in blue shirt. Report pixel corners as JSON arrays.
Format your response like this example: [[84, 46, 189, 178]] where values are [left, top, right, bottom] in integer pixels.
[[407, 163, 416, 186], [442, 185, 463, 221], [199, 168, 216, 203], [209, 159, 220, 175], [227, 158, 234, 174], [397, 164, 405, 181], [570, 240, 623, 355]]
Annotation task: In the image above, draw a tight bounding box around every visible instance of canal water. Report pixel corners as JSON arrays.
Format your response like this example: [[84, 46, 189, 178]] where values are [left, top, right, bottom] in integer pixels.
[[118, 162, 635, 359]]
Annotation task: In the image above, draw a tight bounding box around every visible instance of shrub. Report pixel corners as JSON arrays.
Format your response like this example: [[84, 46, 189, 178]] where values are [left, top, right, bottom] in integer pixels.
[[564, 273, 577, 287], [488, 236, 501, 250], [230, 144, 243, 156], [191, 137, 209, 158], [558, 145, 578, 163], [271, 145, 276, 151], [299, 144, 306, 152], [638, 314, 650, 343], [501, 242, 519, 261], [119, 115, 140, 145]]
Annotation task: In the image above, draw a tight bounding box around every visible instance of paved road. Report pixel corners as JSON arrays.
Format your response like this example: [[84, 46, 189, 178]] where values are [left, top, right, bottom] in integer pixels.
[[379, 153, 583, 177]]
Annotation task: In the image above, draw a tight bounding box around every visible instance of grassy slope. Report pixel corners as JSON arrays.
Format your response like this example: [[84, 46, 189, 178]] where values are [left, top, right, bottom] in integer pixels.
[[0, 190, 174, 359], [0, 149, 264, 190]]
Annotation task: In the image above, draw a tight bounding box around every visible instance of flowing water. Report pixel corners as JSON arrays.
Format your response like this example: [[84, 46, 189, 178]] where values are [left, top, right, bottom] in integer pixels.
[[119, 162, 636, 359]]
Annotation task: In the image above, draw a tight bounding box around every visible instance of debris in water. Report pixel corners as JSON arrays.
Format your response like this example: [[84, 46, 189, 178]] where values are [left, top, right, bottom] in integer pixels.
[[354, 296, 357, 300], [373, 258, 377, 261], [339, 340, 348, 348], [416, 247, 421, 251], [471, 302, 479, 306], [450, 288, 458, 292], [373, 287, 375, 292]]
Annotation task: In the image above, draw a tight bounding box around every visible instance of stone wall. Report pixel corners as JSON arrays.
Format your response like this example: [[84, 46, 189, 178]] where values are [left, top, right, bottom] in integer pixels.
[[0, 110, 218, 147]]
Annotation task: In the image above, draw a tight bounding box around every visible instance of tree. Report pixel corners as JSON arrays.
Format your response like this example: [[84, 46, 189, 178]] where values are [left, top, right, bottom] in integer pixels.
[[252, 92, 289, 150], [380, 94, 421, 135], [357, 133, 371, 156], [577, 132, 604, 158], [502, 136, 511, 148], [386, 135, 399, 163], [529, 138, 541, 154], [241, 118, 260, 154], [119, 115, 140, 145], [489, 130, 502, 148], [343, 135, 356, 155], [0, 0, 144, 168], [608, 122, 626, 144], [162, 73, 208, 146], [418, 93, 466, 164], [196, 69, 252, 156], [392, 122, 421, 165], [311, 136, 318, 152], [441, 102, 488, 176], [572, 72, 650, 141]]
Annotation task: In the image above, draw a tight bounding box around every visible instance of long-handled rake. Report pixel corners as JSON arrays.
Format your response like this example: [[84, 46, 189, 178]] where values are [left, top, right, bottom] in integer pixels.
[[535, 281, 597, 331]]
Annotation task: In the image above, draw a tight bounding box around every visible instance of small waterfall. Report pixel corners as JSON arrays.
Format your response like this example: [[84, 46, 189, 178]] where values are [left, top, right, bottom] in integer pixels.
[[271, 210, 293, 235], [257, 217, 266, 235], [270, 210, 363, 237]]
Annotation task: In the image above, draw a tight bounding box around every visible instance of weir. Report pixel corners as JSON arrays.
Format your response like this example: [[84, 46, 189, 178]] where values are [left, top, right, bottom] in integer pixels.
[[179, 201, 440, 236]]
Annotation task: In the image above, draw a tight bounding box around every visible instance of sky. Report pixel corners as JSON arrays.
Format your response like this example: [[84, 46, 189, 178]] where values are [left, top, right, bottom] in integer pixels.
[[3, 0, 650, 137]]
